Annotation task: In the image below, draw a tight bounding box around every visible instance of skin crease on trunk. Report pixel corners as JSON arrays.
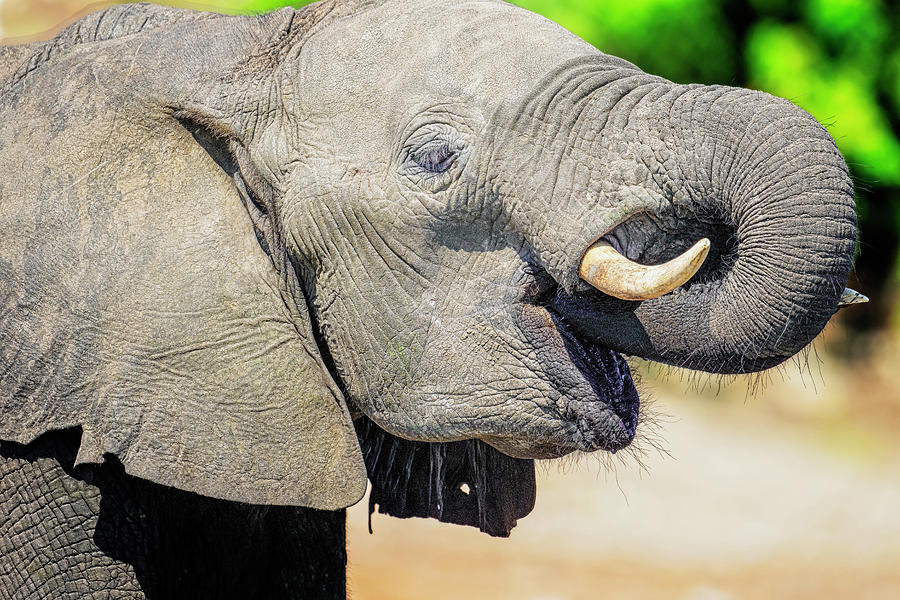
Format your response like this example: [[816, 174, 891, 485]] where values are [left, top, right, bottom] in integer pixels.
[[0, 0, 856, 598]]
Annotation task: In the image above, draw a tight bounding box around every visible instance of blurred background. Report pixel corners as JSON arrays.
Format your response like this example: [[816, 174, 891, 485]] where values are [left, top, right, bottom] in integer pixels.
[[3, 0, 899, 598]]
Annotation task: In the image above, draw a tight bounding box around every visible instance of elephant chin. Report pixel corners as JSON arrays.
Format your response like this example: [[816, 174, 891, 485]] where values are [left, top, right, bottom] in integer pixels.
[[507, 303, 640, 458]]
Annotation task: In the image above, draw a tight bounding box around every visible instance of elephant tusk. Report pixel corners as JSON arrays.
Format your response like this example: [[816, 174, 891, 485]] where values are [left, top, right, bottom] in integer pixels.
[[579, 238, 711, 301], [838, 287, 868, 308]]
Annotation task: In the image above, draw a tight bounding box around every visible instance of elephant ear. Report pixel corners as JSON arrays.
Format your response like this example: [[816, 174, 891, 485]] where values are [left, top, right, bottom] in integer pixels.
[[0, 5, 367, 509]]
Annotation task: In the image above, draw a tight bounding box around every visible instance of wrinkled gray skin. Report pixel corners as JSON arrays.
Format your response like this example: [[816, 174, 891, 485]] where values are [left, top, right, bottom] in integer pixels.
[[0, 0, 856, 597]]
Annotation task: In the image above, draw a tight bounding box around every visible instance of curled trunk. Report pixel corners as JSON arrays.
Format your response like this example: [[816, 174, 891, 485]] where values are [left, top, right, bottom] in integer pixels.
[[634, 88, 857, 372], [529, 79, 858, 374]]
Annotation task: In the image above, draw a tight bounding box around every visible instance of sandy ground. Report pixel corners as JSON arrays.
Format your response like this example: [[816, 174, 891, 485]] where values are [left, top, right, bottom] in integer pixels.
[[347, 352, 900, 599]]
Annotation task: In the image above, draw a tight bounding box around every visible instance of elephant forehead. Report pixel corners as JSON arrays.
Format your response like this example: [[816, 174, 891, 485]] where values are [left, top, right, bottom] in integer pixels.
[[298, 0, 598, 122]]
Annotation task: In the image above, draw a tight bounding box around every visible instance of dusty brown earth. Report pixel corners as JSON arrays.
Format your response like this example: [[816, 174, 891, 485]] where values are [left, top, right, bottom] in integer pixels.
[[348, 327, 900, 599], [348, 383, 900, 598], [4, 3, 900, 598], [0, 0, 109, 38]]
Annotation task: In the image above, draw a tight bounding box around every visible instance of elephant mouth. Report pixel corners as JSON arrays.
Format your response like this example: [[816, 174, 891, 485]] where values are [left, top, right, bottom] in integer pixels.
[[549, 307, 640, 451], [518, 297, 640, 455]]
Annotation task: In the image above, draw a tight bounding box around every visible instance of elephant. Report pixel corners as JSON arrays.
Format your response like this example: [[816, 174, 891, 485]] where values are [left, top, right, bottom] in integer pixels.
[[0, 0, 863, 598]]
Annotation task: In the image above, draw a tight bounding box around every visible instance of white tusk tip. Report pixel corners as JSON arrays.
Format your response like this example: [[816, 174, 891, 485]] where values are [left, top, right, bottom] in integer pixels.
[[838, 287, 868, 308]]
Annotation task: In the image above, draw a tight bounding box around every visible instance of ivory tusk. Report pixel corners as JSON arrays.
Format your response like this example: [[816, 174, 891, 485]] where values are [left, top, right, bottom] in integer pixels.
[[579, 238, 711, 301], [838, 287, 868, 308]]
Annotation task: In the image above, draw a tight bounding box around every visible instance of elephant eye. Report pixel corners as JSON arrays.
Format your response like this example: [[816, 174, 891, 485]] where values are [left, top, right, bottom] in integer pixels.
[[399, 122, 470, 192], [412, 141, 458, 174]]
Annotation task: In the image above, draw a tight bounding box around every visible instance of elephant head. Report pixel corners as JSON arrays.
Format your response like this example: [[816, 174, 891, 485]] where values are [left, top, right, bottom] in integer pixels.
[[0, 0, 858, 532]]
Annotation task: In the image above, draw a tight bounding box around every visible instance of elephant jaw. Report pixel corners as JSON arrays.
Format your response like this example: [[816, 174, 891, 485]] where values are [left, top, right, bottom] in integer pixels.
[[500, 302, 640, 459]]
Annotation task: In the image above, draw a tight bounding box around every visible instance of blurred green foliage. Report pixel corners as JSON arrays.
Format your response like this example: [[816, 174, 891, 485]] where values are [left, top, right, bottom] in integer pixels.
[[103, 0, 900, 330]]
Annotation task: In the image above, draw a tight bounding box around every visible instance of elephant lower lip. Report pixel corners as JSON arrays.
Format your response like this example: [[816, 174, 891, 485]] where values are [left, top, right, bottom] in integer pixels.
[[543, 307, 640, 451]]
